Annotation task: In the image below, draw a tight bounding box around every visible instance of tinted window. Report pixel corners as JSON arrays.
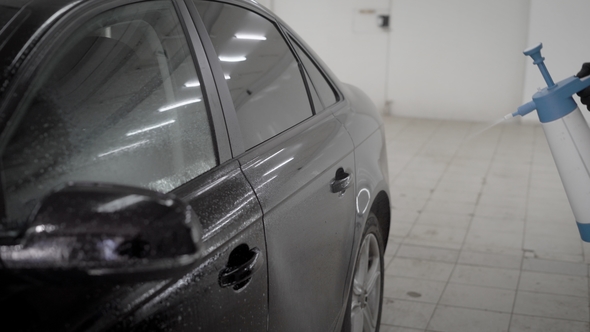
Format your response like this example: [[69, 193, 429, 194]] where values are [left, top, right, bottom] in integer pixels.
[[195, 2, 313, 150], [0, 6, 18, 31], [1, 1, 216, 226], [291, 39, 338, 109]]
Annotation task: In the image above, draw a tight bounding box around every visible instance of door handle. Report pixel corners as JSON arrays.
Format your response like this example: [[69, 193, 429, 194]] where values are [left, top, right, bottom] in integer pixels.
[[219, 246, 263, 290], [331, 167, 352, 194]]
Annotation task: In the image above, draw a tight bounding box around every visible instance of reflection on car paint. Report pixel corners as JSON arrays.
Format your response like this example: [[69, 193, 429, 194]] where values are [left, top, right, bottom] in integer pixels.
[[203, 196, 256, 241], [256, 175, 277, 190], [262, 157, 294, 176], [356, 187, 371, 215], [252, 148, 285, 167]]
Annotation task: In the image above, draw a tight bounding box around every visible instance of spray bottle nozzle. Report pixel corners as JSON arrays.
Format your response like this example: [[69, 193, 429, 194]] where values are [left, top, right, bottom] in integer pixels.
[[512, 101, 537, 118], [524, 43, 556, 89]]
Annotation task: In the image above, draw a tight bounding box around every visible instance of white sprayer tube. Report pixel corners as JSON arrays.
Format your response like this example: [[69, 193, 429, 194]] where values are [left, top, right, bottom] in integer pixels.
[[542, 107, 590, 237]]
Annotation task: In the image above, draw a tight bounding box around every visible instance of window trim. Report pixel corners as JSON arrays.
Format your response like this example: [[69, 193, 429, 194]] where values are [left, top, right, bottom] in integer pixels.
[[175, 0, 232, 163], [280, 28, 344, 106], [284, 32, 341, 110], [185, 0, 246, 157]]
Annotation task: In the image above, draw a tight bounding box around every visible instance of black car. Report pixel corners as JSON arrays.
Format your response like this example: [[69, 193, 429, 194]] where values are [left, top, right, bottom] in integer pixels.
[[0, 0, 391, 331]]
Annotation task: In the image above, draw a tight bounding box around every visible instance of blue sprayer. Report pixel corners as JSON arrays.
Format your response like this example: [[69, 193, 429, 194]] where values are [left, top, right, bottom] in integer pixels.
[[511, 43, 590, 242]]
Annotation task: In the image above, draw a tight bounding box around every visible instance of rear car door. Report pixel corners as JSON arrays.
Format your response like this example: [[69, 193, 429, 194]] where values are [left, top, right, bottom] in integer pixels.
[[0, 0, 267, 330], [190, 1, 357, 330]]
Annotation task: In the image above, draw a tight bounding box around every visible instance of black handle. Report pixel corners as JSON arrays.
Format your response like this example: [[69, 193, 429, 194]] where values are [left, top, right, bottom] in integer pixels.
[[331, 168, 352, 194], [219, 247, 262, 289]]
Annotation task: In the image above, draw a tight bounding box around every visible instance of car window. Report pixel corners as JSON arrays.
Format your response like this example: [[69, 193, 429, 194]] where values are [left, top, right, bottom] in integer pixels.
[[194, 2, 313, 150], [1, 1, 217, 226], [290, 39, 338, 110], [0, 6, 18, 31]]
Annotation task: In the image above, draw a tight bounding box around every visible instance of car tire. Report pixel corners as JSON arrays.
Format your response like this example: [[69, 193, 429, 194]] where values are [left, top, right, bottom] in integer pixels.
[[342, 213, 384, 332]]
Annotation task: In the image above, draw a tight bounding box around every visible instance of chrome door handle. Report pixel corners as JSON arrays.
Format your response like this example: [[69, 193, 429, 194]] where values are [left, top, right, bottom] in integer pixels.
[[331, 168, 352, 194], [219, 247, 263, 290]]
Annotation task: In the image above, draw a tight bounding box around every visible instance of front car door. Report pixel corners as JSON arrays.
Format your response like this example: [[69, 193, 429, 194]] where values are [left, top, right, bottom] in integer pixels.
[[0, 0, 267, 330], [190, 1, 357, 330]]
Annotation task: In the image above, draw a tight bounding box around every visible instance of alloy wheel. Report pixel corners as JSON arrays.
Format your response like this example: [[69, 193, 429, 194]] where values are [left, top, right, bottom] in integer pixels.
[[351, 233, 382, 332]]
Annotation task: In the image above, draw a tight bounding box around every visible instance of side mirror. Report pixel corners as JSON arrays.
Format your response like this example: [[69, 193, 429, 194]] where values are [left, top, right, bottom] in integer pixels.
[[0, 182, 202, 283]]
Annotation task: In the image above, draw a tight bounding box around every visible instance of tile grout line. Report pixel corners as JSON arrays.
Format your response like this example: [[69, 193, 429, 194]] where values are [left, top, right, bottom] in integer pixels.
[[420, 120, 505, 330], [382, 118, 590, 330], [382, 117, 444, 331], [383, 117, 434, 270], [384, 118, 464, 331], [507, 124, 538, 331], [389, 120, 445, 249]]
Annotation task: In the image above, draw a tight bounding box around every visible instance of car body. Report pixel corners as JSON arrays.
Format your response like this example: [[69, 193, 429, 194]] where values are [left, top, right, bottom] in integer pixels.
[[0, 0, 390, 331]]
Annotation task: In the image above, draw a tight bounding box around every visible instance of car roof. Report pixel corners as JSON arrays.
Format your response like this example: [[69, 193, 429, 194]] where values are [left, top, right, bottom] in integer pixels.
[[0, 0, 81, 95]]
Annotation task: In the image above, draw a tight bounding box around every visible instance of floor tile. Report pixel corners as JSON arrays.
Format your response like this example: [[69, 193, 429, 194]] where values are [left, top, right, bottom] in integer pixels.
[[391, 209, 420, 224], [427, 305, 511, 332], [439, 283, 515, 312], [523, 234, 583, 257], [389, 221, 415, 238], [429, 189, 479, 204], [522, 257, 588, 277], [509, 315, 590, 332], [380, 298, 436, 329], [518, 271, 588, 298], [386, 257, 454, 282], [379, 325, 425, 332], [469, 216, 525, 234], [473, 204, 526, 221], [384, 276, 446, 304], [513, 291, 590, 321], [384, 242, 400, 259], [457, 250, 522, 270], [477, 193, 527, 210], [396, 244, 459, 264], [382, 117, 590, 332], [463, 228, 523, 252], [405, 225, 467, 248], [436, 180, 483, 194], [525, 221, 581, 239], [415, 211, 472, 229], [391, 196, 429, 212], [449, 264, 520, 289], [423, 200, 476, 216]]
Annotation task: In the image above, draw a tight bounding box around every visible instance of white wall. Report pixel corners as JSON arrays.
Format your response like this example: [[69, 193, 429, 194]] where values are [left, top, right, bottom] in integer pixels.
[[270, 0, 590, 123], [255, 0, 273, 10], [387, 0, 530, 121], [522, 0, 590, 124], [273, 0, 391, 110]]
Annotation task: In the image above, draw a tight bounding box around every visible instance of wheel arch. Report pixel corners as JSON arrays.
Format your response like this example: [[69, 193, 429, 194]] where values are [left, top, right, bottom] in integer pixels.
[[369, 190, 390, 250]]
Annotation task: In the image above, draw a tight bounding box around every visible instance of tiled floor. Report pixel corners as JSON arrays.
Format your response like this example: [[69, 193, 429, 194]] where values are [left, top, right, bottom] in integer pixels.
[[379, 116, 590, 332]]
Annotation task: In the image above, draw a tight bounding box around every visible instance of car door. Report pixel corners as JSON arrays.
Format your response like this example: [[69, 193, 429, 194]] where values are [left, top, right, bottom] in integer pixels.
[[189, 1, 357, 330], [0, 1, 267, 331]]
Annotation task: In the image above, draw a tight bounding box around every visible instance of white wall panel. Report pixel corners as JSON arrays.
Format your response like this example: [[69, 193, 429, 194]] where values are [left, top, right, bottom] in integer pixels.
[[271, 0, 590, 123], [386, 0, 530, 121], [255, 0, 273, 10]]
